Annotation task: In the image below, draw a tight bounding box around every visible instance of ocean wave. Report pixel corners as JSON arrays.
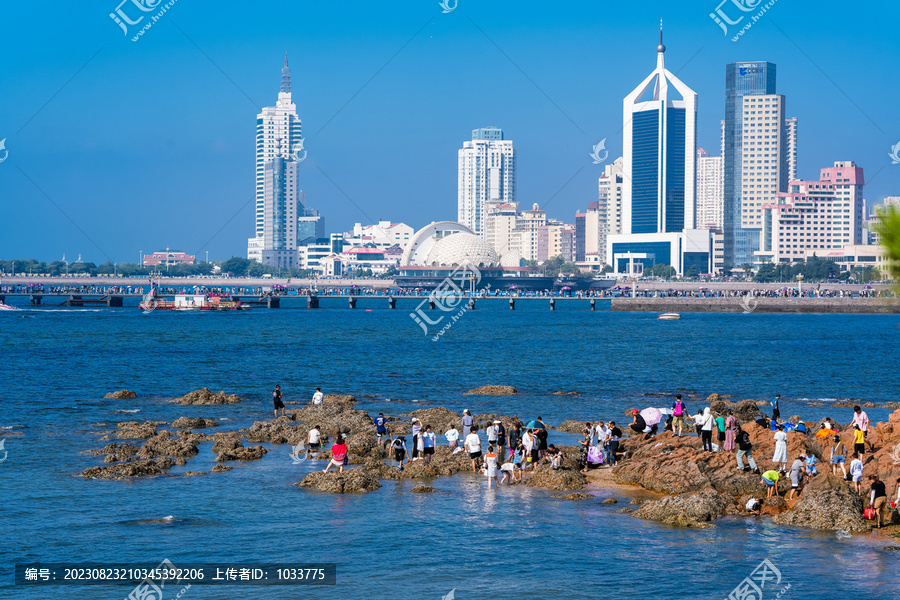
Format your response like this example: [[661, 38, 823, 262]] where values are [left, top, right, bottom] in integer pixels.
[[113, 409, 141, 414]]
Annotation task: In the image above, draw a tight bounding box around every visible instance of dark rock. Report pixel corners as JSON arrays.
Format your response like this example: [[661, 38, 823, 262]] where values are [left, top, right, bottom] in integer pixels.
[[210, 464, 233, 473], [176, 388, 241, 405], [616, 507, 635, 514], [558, 420, 593, 434], [104, 390, 137, 399], [81, 458, 174, 480], [294, 398, 374, 438], [772, 473, 867, 532], [633, 489, 733, 528], [183, 471, 205, 477], [463, 385, 518, 396], [630, 497, 644, 505], [323, 394, 357, 403], [524, 465, 587, 492], [90, 442, 139, 463], [214, 440, 268, 462], [411, 485, 436, 493], [138, 430, 203, 459], [241, 419, 303, 445], [114, 421, 159, 440], [171, 416, 219, 429], [555, 493, 592, 500], [602, 497, 619, 504], [298, 470, 382, 493]]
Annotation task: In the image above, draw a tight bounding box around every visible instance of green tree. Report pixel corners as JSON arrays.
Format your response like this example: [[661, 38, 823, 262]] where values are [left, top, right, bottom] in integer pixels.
[[649, 264, 676, 279], [875, 206, 900, 281], [600, 264, 614, 275]]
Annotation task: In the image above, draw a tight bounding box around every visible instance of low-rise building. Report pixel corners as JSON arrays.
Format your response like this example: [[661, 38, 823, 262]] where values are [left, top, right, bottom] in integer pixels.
[[143, 250, 196, 266]]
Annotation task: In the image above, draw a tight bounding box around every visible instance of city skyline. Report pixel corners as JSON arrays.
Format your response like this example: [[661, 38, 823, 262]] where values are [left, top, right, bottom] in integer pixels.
[[1, 1, 898, 263]]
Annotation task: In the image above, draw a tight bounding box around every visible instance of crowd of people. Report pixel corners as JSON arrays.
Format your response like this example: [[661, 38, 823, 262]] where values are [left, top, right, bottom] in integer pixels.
[[283, 385, 899, 525]]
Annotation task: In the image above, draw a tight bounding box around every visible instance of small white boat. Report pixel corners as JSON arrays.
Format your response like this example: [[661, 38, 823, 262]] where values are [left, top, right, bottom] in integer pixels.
[[657, 312, 681, 320], [0, 302, 20, 311]]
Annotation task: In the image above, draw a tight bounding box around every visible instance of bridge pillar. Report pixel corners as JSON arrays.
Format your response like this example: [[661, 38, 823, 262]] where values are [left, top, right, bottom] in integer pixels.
[[30, 295, 42, 305], [590, 298, 596, 311], [307, 295, 319, 309], [268, 296, 280, 309], [549, 298, 556, 311], [349, 297, 357, 309], [509, 298, 515, 310], [388, 297, 396, 309], [428, 299, 436, 310], [108, 295, 124, 307], [468, 298, 475, 310]]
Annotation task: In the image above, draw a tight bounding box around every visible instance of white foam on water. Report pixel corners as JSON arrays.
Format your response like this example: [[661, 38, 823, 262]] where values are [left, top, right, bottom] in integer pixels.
[[162, 515, 175, 521], [113, 409, 140, 414]]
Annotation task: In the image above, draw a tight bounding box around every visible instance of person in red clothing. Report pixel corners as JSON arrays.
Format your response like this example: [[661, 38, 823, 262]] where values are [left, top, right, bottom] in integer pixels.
[[322, 434, 349, 473]]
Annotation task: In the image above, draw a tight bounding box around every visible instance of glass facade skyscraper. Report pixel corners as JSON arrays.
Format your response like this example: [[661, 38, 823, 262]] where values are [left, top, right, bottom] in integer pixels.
[[723, 62, 776, 269]]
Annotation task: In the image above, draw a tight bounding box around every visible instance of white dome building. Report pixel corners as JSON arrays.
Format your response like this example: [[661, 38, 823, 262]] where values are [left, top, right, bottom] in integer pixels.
[[400, 221, 501, 267]]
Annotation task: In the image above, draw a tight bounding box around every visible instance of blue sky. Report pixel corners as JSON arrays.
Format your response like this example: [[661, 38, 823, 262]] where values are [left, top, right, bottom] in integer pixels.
[[1, 0, 898, 263]]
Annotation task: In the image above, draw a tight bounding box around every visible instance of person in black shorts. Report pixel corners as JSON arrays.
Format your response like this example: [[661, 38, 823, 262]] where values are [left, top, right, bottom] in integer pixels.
[[273, 384, 285, 418]]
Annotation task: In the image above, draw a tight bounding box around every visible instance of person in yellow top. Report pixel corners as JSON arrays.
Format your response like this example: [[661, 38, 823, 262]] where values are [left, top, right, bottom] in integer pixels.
[[761, 470, 781, 498], [852, 425, 866, 458]]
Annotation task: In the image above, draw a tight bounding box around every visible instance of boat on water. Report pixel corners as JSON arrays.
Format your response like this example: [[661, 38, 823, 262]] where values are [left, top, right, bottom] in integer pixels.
[[0, 302, 20, 312], [140, 293, 247, 312], [657, 312, 681, 320]]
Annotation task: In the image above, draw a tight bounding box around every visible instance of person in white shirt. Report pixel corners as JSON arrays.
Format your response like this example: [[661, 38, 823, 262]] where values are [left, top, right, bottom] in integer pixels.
[[305, 425, 321, 458], [420, 425, 436, 464], [444, 427, 460, 448], [486, 422, 498, 446], [595, 422, 610, 464], [311, 388, 324, 405], [522, 429, 535, 470], [465, 426, 483, 473]]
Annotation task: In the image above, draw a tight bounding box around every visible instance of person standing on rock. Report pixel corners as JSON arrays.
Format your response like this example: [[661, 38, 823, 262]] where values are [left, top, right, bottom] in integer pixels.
[[848, 405, 872, 452], [849, 456, 864, 495], [671, 395, 687, 437], [522, 429, 536, 469], [830, 435, 847, 478], [373, 413, 387, 444], [273, 384, 286, 418], [735, 425, 759, 473], [486, 421, 499, 448], [389, 432, 407, 471], [868, 474, 888, 528], [761, 470, 781, 498], [508, 423, 521, 461], [421, 425, 436, 465], [607, 421, 622, 467], [306, 425, 322, 459], [772, 424, 788, 473], [495, 421, 506, 460], [322, 434, 348, 474], [311, 387, 324, 405], [465, 425, 482, 473], [699, 408, 715, 452], [445, 426, 459, 449], [536, 418, 549, 458], [786, 455, 807, 501], [771, 394, 781, 422], [410, 418, 422, 461], [851, 424, 866, 459], [724, 409, 737, 451], [714, 411, 727, 451], [461, 410, 474, 440]]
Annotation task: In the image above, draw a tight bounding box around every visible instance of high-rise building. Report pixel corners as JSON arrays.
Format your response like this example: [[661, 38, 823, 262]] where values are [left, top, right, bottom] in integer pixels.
[[597, 157, 625, 265], [723, 62, 776, 269], [258, 142, 300, 268], [458, 127, 516, 237], [608, 25, 712, 277], [785, 116, 798, 182], [696, 148, 724, 230], [740, 95, 789, 230], [248, 55, 304, 263], [508, 204, 546, 262], [485, 201, 519, 257], [621, 28, 697, 235], [759, 161, 865, 263]]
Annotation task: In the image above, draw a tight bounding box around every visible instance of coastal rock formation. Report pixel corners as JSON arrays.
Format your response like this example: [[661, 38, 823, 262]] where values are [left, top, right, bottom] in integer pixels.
[[555, 493, 592, 500], [183, 471, 205, 477], [213, 439, 268, 462], [241, 419, 303, 445], [633, 489, 733, 528], [298, 471, 382, 494], [114, 421, 159, 440], [171, 416, 220, 429], [525, 465, 587, 492], [404, 407, 460, 434], [558, 420, 591, 434], [294, 398, 374, 437], [464, 385, 518, 396], [137, 430, 203, 459], [210, 464, 233, 473], [90, 442, 139, 462], [104, 390, 137, 399], [81, 458, 174, 480], [324, 394, 357, 403], [359, 447, 472, 480], [772, 473, 867, 532], [708, 398, 763, 423], [602, 497, 618, 504], [411, 485, 436, 493], [176, 388, 241, 405]]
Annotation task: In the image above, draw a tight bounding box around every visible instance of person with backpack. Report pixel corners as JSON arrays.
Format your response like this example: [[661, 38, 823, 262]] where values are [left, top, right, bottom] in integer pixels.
[[734, 425, 759, 473], [389, 433, 407, 471], [671, 394, 687, 437], [699, 408, 715, 452], [830, 435, 847, 478]]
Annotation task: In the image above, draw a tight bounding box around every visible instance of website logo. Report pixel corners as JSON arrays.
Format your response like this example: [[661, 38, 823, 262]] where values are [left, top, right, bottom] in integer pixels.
[[439, 0, 458, 13], [590, 139, 608, 164]]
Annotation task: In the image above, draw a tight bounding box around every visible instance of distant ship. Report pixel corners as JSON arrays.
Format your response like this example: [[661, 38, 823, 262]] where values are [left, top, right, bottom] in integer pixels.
[[140, 291, 247, 312]]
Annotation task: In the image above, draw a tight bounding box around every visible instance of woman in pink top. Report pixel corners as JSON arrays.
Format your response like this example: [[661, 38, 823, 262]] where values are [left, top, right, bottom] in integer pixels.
[[848, 405, 873, 452], [322, 435, 349, 473]]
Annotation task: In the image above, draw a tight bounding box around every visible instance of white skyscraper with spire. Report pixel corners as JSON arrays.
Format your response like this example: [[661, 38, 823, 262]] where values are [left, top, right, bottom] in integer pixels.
[[248, 55, 305, 264], [607, 23, 712, 277]]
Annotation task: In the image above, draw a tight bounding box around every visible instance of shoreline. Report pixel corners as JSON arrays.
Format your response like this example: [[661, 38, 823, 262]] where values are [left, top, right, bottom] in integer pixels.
[[611, 297, 900, 314]]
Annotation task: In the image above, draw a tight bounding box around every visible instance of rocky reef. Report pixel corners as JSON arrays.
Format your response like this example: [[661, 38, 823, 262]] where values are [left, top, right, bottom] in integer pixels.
[[176, 388, 241, 405]]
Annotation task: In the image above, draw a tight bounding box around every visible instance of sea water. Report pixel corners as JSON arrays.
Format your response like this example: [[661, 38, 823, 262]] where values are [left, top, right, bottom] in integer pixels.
[[1, 304, 899, 599]]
